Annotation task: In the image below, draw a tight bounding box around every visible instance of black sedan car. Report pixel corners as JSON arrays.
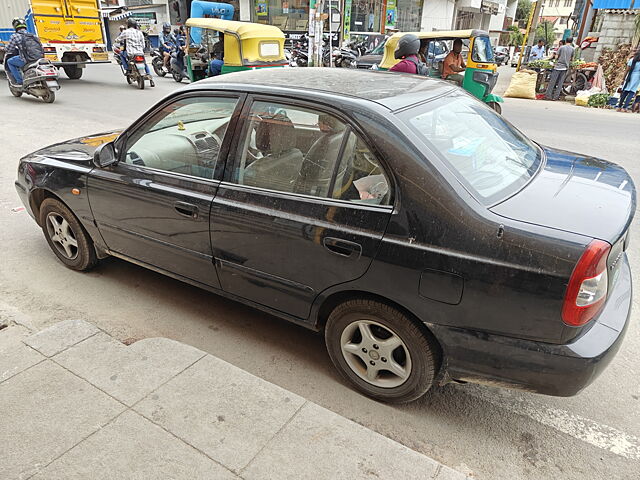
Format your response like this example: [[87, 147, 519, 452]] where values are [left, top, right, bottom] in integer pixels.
[[15, 69, 634, 403]]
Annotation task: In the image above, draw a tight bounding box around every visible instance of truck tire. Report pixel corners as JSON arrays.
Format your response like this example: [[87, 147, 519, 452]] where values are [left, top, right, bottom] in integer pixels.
[[63, 65, 83, 80]]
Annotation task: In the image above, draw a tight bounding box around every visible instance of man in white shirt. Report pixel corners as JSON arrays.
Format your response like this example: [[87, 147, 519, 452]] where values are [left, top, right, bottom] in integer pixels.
[[114, 18, 150, 74], [529, 40, 545, 62]]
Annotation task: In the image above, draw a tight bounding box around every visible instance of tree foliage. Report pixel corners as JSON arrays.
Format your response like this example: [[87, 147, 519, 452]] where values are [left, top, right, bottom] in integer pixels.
[[535, 21, 556, 48], [516, 0, 533, 22], [508, 25, 523, 46]]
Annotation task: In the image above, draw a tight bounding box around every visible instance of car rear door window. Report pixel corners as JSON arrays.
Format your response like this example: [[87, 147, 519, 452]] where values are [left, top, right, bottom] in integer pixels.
[[232, 100, 392, 205], [123, 96, 238, 180]]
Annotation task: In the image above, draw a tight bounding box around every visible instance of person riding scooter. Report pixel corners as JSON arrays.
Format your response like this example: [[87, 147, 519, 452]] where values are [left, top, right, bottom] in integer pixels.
[[159, 22, 175, 70], [114, 18, 150, 75], [4, 17, 44, 86]]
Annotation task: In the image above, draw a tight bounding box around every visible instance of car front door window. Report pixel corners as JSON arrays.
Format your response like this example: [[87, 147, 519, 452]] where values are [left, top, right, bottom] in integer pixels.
[[124, 96, 239, 180]]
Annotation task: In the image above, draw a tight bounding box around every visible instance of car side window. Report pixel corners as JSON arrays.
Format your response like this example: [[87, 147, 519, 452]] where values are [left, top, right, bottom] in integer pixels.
[[123, 96, 238, 180], [232, 101, 392, 206], [331, 132, 392, 206]]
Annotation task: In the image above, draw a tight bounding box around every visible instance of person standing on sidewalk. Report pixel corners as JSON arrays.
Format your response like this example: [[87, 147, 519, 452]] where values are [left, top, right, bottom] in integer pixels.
[[616, 49, 640, 112], [545, 37, 574, 101]]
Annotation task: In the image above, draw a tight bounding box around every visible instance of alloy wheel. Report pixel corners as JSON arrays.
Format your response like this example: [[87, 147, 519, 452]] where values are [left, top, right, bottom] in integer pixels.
[[46, 213, 79, 260], [340, 320, 412, 388]]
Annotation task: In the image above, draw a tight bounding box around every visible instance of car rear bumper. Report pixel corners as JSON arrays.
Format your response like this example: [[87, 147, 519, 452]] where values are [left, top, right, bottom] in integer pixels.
[[431, 254, 632, 396]]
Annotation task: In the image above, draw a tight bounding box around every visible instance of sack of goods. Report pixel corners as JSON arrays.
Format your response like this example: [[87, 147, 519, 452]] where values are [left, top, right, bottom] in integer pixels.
[[504, 69, 538, 100]]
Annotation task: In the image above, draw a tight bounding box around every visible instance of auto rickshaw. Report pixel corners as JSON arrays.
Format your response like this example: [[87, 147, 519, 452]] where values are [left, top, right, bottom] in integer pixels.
[[183, 18, 287, 82], [379, 30, 504, 113]]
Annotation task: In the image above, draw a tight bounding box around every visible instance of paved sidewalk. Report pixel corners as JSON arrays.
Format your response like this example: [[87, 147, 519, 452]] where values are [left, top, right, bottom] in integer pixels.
[[0, 319, 468, 480]]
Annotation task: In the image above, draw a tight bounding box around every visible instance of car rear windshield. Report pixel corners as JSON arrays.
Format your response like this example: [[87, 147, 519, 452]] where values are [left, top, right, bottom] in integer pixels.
[[400, 94, 541, 205]]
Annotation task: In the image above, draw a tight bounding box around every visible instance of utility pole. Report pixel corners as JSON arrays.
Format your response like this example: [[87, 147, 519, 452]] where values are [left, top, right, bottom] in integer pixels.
[[527, 0, 544, 46]]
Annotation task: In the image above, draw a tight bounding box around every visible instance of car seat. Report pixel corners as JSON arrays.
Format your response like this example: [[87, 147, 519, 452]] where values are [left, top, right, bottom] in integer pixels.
[[243, 114, 303, 192]]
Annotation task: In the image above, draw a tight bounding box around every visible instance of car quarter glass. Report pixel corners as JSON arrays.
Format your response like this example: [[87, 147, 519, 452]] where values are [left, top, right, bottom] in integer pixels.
[[232, 100, 392, 205], [123, 96, 239, 180], [400, 94, 541, 205]]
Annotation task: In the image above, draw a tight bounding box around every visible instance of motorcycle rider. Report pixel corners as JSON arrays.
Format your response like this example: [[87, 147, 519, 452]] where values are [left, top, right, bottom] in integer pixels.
[[159, 22, 175, 70], [114, 18, 150, 75], [4, 17, 44, 86], [390, 34, 422, 74]]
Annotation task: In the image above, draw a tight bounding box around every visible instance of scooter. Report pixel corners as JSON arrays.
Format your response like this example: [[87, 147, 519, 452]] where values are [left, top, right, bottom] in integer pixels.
[[170, 47, 187, 82], [5, 57, 59, 103], [114, 45, 154, 90], [150, 48, 167, 77]]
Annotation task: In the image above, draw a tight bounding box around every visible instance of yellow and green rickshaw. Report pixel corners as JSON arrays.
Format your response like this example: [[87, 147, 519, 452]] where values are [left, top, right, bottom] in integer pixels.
[[379, 30, 504, 113], [184, 18, 287, 82]]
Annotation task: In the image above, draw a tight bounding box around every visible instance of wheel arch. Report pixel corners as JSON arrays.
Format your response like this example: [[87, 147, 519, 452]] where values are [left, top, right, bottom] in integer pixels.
[[29, 188, 61, 226], [314, 290, 444, 363]]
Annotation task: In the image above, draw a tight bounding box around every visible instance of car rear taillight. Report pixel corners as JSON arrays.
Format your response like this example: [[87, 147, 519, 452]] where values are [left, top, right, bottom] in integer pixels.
[[134, 55, 145, 62], [562, 239, 611, 327]]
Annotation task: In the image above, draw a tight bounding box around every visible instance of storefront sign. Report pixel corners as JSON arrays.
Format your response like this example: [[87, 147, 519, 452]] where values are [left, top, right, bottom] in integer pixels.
[[385, 0, 397, 28], [255, 0, 268, 17], [131, 12, 158, 35], [343, 0, 352, 40], [480, 0, 499, 15]]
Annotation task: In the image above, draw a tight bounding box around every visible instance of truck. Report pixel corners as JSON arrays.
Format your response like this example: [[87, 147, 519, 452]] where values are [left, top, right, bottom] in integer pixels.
[[0, 0, 109, 79]]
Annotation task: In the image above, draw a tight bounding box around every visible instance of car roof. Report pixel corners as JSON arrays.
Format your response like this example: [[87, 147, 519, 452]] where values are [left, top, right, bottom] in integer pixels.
[[193, 68, 455, 111]]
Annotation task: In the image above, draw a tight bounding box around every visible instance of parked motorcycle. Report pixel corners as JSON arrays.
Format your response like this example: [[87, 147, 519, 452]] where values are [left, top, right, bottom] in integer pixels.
[[151, 48, 167, 77], [333, 47, 358, 68], [5, 57, 59, 103], [114, 45, 155, 90], [170, 47, 187, 82]]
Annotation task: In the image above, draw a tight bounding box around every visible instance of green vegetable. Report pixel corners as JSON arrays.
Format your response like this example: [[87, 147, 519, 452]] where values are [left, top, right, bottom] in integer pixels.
[[587, 94, 610, 108]]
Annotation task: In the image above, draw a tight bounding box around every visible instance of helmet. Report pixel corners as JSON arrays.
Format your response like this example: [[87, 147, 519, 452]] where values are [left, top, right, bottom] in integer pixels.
[[162, 22, 171, 32], [394, 34, 420, 60], [126, 18, 138, 29], [12, 17, 27, 31]]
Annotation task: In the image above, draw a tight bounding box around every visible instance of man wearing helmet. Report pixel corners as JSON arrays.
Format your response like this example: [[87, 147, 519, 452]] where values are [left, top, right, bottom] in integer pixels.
[[159, 22, 175, 70], [4, 17, 43, 86], [114, 18, 150, 74], [389, 34, 422, 74]]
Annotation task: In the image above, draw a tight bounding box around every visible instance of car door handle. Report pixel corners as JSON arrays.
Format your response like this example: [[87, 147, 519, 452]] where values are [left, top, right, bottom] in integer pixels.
[[323, 237, 362, 259], [174, 201, 199, 219]]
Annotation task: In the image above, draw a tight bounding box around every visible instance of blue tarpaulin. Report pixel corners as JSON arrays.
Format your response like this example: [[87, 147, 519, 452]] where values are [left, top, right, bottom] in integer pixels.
[[592, 0, 632, 8]]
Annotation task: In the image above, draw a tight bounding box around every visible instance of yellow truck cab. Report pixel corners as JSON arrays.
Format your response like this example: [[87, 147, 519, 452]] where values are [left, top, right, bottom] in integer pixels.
[[0, 0, 108, 79]]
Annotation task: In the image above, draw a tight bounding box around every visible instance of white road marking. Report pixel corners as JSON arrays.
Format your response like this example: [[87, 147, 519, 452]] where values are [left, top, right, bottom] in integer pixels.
[[469, 388, 640, 460]]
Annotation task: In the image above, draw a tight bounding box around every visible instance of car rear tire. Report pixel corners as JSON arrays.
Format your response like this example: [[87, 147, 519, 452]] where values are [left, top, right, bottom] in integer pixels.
[[39, 198, 97, 271], [325, 299, 439, 403], [63, 65, 83, 80]]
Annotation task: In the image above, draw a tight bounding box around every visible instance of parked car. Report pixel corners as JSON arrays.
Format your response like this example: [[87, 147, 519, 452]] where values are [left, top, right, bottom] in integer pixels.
[[511, 51, 521, 67], [494, 46, 510, 65], [15, 69, 634, 404]]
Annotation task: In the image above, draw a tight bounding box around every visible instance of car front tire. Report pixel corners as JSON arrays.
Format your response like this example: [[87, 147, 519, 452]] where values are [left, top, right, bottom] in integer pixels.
[[39, 198, 98, 271], [325, 299, 439, 403]]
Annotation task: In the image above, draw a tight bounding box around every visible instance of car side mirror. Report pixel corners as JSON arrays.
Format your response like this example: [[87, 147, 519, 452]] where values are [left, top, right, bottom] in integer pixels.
[[93, 141, 117, 168]]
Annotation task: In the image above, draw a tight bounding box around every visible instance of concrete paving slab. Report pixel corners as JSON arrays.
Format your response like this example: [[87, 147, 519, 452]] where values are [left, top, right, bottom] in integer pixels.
[[24, 318, 99, 357], [0, 360, 125, 479], [31, 410, 239, 480], [242, 402, 448, 480], [435, 465, 473, 480], [54, 333, 206, 406], [0, 330, 44, 383], [135, 354, 305, 473]]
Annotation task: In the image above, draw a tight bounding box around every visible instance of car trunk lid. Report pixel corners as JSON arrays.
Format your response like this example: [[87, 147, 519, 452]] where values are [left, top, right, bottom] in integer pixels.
[[491, 146, 636, 245]]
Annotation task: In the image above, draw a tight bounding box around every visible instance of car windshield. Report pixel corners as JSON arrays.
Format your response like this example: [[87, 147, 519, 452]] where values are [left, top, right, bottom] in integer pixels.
[[472, 36, 495, 63], [399, 94, 541, 205]]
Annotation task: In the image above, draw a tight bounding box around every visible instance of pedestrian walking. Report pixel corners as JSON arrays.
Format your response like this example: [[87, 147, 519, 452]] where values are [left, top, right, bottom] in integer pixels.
[[616, 49, 640, 113], [545, 37, 574, 101]]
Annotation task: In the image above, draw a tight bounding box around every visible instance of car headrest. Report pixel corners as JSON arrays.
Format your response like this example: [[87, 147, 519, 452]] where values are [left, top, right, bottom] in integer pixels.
[[255, 113, 296, 156]]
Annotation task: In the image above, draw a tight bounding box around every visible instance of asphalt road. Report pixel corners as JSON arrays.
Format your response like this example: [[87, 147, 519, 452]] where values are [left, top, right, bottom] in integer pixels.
[[1, 63, 639, 479]]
